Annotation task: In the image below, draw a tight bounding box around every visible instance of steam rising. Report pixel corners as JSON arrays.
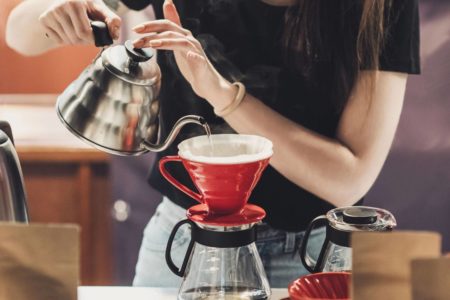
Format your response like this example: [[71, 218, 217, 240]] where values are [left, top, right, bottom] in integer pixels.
[[164, 0, 282, 137]]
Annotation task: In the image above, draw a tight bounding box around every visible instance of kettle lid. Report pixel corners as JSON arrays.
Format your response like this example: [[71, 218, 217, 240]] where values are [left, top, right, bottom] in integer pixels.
[[102, 40, 159, 85]]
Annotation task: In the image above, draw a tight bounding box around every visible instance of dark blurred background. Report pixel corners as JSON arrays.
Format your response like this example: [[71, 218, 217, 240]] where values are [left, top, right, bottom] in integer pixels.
[[365, 0, 450, 252], [0, 0, 449, 285]]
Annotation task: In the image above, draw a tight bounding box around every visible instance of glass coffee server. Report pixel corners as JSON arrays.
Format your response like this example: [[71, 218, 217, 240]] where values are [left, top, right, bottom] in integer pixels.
[[166, 213, 271, 300], [161, 134, 274, 300]]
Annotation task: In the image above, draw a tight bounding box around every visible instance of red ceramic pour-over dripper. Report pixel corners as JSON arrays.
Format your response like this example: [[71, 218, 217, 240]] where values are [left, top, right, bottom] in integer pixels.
[[159, 134, 273, 216]]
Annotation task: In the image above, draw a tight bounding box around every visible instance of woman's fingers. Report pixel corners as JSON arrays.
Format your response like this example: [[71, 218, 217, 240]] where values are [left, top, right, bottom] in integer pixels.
[[39, 0, 93, 45], [133, 19, 191, 36], [43, 26, 64, 44], [133, 31, 201, 49], [41, 12, 71, 44], [186, 50, 208, 70], [140, 37, 202, 53], [106, 17, 121, 40], [67, 2, 92, 43], [132, 33, 159, 48], [87, 1, 121, 40], [163, 0, 181, 26], [53, 10, 79, 44], [39, 10, 62, 44], [38, 0, 122, 45]]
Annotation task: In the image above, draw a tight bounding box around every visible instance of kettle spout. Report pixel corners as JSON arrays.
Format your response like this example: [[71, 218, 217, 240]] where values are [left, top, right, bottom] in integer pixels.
[[142, 115, 207, 152]]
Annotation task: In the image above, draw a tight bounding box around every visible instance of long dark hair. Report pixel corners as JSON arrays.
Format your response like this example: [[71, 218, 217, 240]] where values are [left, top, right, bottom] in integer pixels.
[[283, 0, 392, 112]]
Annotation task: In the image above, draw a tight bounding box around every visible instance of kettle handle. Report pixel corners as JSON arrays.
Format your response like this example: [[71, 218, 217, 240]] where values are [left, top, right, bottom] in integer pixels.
[[0, 121, 14, 145], [165, 219, 195, 277], [0, 123, 29, 223], [299, 215, 328, 273], [91, 21, 113, 47]]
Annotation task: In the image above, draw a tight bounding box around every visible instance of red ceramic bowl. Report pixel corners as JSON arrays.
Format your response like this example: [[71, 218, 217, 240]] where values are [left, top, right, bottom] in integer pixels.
[[288, 272, 351, 300]]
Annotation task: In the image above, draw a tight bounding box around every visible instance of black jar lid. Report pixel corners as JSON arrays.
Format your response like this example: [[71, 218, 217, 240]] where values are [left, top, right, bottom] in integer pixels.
[[342, 207, 378, 225]]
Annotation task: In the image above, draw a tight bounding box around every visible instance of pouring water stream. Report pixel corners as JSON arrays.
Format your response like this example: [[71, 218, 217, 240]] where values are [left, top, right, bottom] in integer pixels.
[[202, 122, 215, 157]]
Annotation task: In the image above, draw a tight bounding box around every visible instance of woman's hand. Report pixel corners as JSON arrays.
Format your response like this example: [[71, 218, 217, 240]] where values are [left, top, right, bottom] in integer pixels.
[[39, 0, 121, 45], [132, 0, 236, 110]]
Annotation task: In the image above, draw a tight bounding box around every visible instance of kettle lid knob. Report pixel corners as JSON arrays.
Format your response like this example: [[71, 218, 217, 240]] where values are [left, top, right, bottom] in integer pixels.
[[342, 207, 378, 224], [125, 40, 154, 63]]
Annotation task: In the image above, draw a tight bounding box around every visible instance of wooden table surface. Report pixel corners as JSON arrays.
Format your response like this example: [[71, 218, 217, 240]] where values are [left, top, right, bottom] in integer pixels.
[[78, 286, 290, 300]]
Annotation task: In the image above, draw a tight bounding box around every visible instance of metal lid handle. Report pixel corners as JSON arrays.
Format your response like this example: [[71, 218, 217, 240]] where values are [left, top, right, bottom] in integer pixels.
[[124, 40, 154, 63]]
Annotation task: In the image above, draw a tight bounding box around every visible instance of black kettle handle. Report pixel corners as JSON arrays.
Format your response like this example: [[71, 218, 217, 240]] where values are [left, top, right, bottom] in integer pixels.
[[299, 215, 328, 273], [165, 219, 195, 277], [0, 121, 14, 145], [91, 21, 113, 47], [0, 121, 29, 223]]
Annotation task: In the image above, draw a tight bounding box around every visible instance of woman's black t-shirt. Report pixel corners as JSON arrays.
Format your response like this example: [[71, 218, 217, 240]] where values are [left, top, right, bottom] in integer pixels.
[[120, 0, 420, 231]]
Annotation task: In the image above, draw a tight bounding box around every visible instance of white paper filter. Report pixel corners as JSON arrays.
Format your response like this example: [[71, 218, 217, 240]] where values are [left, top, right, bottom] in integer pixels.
[[178, 134, 273, 164]]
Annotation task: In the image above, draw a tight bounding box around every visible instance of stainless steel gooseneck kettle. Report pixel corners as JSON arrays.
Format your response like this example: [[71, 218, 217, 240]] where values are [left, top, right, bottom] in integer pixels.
[[0, 121, 29, 222], [56, 21, 206, 156]]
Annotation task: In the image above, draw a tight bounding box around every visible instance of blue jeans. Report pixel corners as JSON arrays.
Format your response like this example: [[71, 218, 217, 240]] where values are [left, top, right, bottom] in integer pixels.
[[133, 198, 326, 288], [255, 223, 325, 287]]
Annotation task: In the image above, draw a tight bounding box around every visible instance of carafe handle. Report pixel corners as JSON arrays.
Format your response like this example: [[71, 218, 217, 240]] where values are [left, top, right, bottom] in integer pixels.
[[165, 219, 195, 277], [299, 215, 328, 273], [159, 156, 203, 204]]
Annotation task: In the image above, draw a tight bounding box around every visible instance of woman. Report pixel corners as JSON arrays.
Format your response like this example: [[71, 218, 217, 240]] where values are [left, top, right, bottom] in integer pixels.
[[131, 0, 420, 287], [6, 0, 420, 287]]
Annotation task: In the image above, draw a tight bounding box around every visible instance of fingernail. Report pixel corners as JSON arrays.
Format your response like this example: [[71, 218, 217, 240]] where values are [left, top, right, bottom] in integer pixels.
[[113, 26, 120, 39], [132, 25, 145, 32], [132, 39, 144, 47], [149, 40, 162, 47]]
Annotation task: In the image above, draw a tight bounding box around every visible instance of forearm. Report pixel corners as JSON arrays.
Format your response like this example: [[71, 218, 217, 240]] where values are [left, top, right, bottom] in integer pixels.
[[6, 0, 59, 56], [6, 0, 127, 56], [210, 72, 406, 207], [220, 92, 365, 207]]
